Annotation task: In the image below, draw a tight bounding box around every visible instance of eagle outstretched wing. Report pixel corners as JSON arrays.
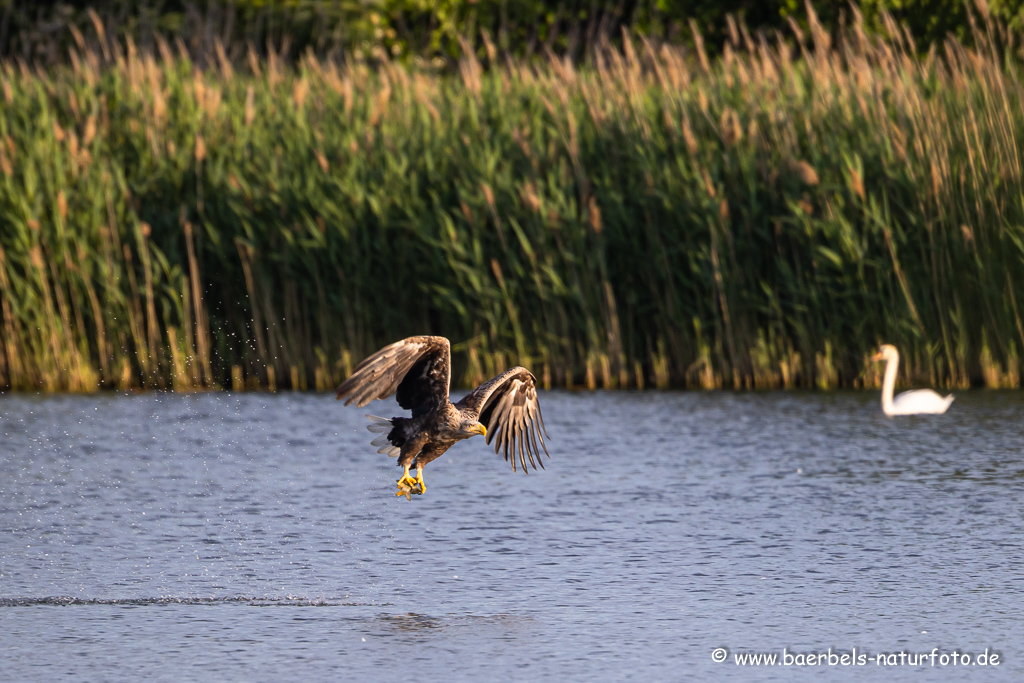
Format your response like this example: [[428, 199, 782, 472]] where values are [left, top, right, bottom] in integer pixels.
[[335, 336, 450, 416], [455, 367, 550, 473]]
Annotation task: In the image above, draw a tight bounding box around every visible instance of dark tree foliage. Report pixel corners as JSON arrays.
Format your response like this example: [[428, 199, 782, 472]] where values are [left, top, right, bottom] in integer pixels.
[[0, 0, 1023, 63]]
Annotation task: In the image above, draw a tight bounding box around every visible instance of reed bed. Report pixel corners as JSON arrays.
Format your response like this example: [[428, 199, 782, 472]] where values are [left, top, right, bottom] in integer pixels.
[[2, 8, 1024, 393]]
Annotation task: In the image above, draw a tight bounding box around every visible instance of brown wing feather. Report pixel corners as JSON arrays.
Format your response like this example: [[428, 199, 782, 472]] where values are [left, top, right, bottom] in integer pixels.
[[335, 336, 450, 414], [455, 367, 550, 473]]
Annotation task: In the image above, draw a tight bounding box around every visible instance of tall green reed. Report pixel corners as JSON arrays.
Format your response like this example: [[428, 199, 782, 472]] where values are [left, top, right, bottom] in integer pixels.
[[1, 6, 1024, 393]]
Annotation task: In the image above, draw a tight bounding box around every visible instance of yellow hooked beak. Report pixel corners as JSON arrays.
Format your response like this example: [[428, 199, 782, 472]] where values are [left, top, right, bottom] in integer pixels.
[[472, 424, 487, 437]]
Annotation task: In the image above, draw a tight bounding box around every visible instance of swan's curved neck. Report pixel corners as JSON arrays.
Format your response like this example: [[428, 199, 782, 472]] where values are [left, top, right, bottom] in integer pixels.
[[881, 352, 899, 415]]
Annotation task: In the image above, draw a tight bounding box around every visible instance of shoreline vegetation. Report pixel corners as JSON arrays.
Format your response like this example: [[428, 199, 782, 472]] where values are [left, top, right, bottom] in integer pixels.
[[3, 6, 1024, 393]]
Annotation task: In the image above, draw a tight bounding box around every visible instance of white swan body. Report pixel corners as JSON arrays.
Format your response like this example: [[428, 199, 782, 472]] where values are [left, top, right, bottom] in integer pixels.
[[872, 344, 954, 416], [887, 388, 955, 415]]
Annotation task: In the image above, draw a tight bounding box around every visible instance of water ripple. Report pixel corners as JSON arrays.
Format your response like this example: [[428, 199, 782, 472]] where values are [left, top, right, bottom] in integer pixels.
[[1, 390, 1022, 680]]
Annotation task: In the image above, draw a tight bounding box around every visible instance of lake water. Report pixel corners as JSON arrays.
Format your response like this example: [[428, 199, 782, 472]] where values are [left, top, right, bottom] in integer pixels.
[[1, 390, 1022, 681]]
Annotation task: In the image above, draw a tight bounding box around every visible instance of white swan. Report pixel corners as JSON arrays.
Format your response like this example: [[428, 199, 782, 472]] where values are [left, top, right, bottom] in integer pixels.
[[871, 344, 954, 416]]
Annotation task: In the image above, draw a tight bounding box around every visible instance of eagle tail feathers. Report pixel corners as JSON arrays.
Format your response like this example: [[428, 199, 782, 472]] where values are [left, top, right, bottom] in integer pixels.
[[365, 414, 403, 457], [365, 414, 392, 433]]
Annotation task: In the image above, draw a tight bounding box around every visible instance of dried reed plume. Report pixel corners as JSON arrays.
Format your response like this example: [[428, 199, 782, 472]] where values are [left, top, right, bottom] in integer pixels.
[[0, 5, 1023, 393]]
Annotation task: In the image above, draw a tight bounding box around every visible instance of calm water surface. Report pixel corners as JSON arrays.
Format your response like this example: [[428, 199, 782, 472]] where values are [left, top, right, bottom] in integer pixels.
[[1, 390, 1023, 681]]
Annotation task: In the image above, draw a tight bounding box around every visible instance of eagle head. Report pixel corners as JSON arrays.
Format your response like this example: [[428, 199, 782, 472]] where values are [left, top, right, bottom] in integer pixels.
[[458, 420, 487, 439]]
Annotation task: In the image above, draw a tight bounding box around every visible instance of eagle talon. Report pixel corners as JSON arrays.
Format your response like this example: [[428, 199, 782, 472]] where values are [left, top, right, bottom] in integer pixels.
[[397, 470, 418, 489], [396, 465, 419, 500]]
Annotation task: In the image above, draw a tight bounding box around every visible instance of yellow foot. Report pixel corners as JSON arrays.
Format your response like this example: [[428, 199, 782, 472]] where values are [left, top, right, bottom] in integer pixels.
[[396, 470, 420, 500], [413, 475, 426, 495]]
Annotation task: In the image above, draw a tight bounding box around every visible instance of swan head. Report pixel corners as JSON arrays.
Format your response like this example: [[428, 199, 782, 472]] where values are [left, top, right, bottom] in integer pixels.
[[871, 344, 898, 362]]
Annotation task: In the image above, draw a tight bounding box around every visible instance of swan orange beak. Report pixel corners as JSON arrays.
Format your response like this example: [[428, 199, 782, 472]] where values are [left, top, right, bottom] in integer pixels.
[[870, 352, 883, 361]]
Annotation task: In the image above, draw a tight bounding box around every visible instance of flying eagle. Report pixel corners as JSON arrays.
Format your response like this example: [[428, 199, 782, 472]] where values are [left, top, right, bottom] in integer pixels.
[[335, 336, 550, 498]]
